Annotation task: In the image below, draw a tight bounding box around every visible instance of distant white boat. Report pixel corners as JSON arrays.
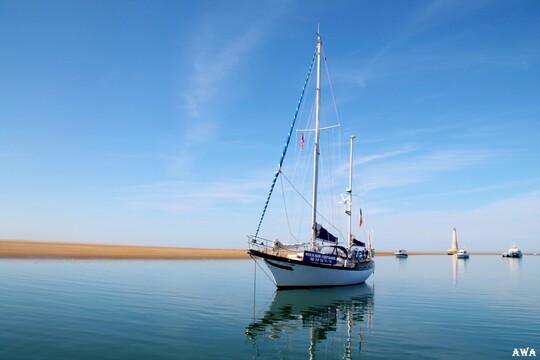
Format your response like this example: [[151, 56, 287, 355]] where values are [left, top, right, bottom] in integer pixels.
[[456, 248, 469, 259], [502, 243, 522, 258], [394, 250, 408, 258]]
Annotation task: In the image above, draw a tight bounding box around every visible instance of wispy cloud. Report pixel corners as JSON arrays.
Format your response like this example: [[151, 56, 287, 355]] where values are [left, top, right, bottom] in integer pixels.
[[355, 143, 417, 166], [166, 16, 268, 173], [370, 178, 540, 208], [183, 27, 262, 119], [360, 147, 495, 192], [121, 176, 267, 215], [407, 0, 492, 36], [341, 0, 534, 92], [180, 0, 293, 120]]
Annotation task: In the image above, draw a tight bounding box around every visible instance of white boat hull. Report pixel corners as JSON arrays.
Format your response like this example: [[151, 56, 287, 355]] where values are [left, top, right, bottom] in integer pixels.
[[503, 245, 522, 258], [250, 250, 374, 289], [456, 248, 469, 259], [394, 251, 408, 258], [502, 251, 522, 258]]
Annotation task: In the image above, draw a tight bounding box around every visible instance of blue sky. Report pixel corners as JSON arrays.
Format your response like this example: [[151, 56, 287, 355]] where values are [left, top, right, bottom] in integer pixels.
[[1, 0, 539, 252]]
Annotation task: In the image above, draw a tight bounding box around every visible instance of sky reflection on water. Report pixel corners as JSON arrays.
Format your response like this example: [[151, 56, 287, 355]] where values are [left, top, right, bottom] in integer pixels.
[[0, 256, 538, 359]]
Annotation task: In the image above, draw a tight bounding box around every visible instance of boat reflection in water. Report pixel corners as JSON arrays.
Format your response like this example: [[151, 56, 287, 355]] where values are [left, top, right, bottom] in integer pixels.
[[505, 256, 523, 274], [452, 253, 470, 287], [246, 284, 374, 359]]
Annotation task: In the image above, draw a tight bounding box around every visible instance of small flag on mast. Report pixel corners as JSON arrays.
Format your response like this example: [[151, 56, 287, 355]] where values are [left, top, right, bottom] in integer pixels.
[[300, 133, 305, 149], [359, 209, 363, 227]]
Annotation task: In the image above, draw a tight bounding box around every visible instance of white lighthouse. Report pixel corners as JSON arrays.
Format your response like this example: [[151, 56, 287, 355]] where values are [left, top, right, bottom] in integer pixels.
[[447, 228, 458, 255]]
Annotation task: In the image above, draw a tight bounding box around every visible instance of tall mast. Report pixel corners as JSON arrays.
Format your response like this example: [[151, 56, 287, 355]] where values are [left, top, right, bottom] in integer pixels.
[[310, 33, 322, 250], [347, 135, 356, 250]]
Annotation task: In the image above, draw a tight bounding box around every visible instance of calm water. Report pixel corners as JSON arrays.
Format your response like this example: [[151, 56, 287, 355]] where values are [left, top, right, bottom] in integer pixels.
[[1, 256, 538, 359]]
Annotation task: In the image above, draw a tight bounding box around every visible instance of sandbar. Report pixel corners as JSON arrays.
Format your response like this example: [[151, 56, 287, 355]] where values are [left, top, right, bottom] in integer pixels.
[[0, 239, 249, 259], [0, 239, 454, 259]]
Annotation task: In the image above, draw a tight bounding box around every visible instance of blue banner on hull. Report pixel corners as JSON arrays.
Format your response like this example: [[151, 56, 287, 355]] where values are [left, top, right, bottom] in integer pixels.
[[304, 251, 338, 265]]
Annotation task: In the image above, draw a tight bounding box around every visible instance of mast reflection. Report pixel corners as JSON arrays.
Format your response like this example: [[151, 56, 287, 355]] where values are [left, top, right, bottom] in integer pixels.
[[246, 284, 374, 359]]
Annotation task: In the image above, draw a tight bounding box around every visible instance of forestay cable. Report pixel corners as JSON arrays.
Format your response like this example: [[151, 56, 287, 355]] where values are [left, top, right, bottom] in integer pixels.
[[254, 48, 317, 237]]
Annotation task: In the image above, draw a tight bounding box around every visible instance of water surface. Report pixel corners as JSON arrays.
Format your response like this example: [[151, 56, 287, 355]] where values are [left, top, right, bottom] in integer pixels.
[[1, 256, 538, 359]]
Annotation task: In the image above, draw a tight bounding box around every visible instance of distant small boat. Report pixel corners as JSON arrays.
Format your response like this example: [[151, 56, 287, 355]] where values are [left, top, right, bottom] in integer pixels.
[[456, 248, 469, 259], [502, 243, 522, 258], [394, 250, 408, 258]]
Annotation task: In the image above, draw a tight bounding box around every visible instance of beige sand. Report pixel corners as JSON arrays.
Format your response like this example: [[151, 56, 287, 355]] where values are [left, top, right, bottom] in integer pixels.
[[0, 239, 250, 259], [0, 239, 453, 259]]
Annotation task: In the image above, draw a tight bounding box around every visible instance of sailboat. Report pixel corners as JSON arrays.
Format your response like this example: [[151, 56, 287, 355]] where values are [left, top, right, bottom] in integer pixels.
[[247, 32, 375, 289]]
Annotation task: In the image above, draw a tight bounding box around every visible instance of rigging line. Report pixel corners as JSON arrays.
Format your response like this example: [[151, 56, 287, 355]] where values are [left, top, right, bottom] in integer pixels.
[[309, 44, 345, 241], [321, 130, 337, 233], [255, 47, 317, 238], [280, 170, 343, 240], [286, 76, 313, 242], [315, 128, 347, 242], [322, 45, 342, 129], [321, 45, 344, 178], [279, 173, 296, 242], [250, 255, 277, 287], [279, 171, 312, 216], [252, 255, 256, 321]]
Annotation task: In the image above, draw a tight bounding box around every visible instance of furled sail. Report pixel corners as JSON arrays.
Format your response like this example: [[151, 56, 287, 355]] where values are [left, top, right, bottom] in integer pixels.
[[352, 238, 365, 247], [316, 223, 338, 243]]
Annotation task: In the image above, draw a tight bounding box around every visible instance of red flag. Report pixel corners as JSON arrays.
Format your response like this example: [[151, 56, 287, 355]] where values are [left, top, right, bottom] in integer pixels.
[[359, 209, 363, 227], [300, 133, 305, 149]]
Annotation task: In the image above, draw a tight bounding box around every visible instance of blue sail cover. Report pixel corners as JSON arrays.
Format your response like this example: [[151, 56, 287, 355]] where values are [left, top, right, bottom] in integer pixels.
[[317, 224, 338, 243], [353, 238, 365, 247]]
